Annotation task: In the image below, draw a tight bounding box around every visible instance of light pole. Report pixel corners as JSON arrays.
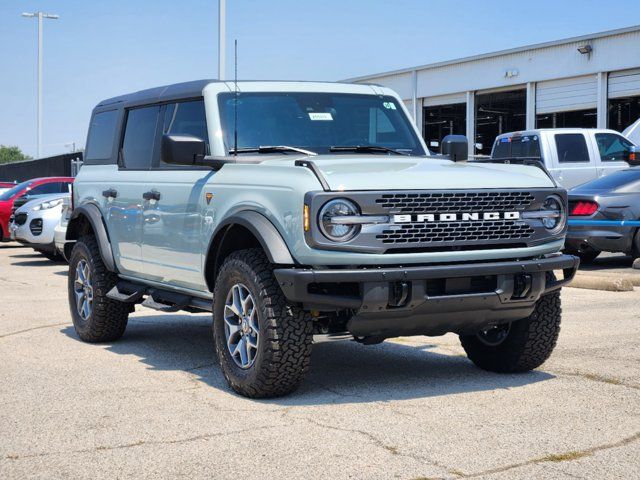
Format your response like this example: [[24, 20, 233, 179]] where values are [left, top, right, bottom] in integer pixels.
[[218, 0, 225, 80], [22, 12, 59, 159]]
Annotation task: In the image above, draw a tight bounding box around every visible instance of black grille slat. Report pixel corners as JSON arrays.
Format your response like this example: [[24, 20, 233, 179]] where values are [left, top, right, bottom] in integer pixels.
[[376, 220, 534, 245], [375, 191, 534, 213]]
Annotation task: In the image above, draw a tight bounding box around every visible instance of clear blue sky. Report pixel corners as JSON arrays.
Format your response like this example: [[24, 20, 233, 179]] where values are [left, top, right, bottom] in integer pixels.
[[1, 0, 638, 158]]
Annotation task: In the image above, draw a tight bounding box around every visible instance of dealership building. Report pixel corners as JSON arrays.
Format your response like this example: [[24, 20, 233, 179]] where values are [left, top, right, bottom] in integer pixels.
[[348, 25, 640, 156]]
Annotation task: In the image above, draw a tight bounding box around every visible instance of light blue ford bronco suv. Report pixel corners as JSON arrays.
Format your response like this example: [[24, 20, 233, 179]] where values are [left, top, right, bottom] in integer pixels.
[[66, 80, 578, 397]]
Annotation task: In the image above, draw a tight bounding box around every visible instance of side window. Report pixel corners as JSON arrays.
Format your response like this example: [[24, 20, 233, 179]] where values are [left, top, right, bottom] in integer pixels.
[[161, 100, 209, 165], [85, 110, 118, 161], [121, 105, 160, 169], [28, 183, 60, 196], [555, 134, 589, 163], [595, 133, 633, 162]]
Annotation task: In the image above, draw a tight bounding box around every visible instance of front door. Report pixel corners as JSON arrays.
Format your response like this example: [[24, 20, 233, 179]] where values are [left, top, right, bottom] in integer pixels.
[[140, 100, 213, 293], [592, 132, 634, 179]]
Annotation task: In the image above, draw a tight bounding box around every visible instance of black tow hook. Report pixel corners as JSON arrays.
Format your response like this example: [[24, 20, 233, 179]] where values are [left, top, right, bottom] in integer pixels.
[[388, 281, 411, 308]]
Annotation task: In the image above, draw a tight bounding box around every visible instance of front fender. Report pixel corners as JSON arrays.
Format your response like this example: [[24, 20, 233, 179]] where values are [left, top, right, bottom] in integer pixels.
[[66, 203, 117, 272], [213, 210, 295, 265]]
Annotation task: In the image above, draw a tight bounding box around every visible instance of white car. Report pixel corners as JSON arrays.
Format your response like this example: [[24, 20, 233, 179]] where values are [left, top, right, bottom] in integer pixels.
[[54, 197, 72, 261], [490, 128, 637, 188], [9, 193, 70, 261]]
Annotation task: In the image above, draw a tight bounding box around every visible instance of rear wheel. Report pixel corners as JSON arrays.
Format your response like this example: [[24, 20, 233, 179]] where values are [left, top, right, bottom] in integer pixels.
[[460, 290, 561, 373], [68, 235, 130, 342], [212, 249, 313, 398]]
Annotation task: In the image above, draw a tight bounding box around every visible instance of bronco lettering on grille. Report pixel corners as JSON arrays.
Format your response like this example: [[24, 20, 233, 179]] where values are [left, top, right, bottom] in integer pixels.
[[392, 212, 521, 223]]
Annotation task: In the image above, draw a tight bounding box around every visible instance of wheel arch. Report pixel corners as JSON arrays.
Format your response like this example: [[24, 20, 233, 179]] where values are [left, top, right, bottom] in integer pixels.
[[204, 211, 295, 292], [66, 203, 117, 272]]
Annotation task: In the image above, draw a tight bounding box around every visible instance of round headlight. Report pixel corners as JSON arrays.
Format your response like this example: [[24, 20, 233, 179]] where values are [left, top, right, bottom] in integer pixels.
[[541, 195, 566, 234], [319, 199, 360, 242]]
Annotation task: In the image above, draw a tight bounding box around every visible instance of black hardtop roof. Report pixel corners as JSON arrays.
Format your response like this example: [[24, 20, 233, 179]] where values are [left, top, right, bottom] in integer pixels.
[[97, 79, 219, 107], [95, 79, 376, 109]]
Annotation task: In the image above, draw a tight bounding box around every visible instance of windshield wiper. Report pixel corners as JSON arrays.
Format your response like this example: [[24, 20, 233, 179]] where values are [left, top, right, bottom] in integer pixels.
[[329, 145, 408, 156], [229, 145, 317, 156]]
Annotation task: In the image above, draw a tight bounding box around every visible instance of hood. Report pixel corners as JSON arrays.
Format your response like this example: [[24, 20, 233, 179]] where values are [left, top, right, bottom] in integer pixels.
[[265, 155, 555, 190]]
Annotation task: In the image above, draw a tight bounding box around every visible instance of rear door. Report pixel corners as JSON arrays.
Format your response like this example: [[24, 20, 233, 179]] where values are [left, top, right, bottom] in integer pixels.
[[139, 99, 212, 293], [550, 133, 598, 188], [592, 132, 633, 179], [104, 105, 160, 276]]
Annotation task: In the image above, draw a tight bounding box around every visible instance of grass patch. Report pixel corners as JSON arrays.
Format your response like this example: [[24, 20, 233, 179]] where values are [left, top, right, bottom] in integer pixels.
[[539, 450, 592, 462]]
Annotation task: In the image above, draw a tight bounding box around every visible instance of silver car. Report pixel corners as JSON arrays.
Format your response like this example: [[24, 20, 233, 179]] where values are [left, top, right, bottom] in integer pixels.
[[9, 193, 70, 261]]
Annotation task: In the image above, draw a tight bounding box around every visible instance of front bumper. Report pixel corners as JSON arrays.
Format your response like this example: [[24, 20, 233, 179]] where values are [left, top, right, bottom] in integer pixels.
[[274, 254, 578, 338]]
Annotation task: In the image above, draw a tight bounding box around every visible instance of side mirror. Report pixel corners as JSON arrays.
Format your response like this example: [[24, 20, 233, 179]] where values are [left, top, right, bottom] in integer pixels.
[[441, 135, 468, 162], [627, 145, 640, 166], [161, 134, 206, 166]]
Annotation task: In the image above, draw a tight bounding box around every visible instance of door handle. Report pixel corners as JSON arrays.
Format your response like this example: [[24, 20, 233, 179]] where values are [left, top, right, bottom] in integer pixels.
[[102, 188, 118, 199], [142, 190, 161, 202]]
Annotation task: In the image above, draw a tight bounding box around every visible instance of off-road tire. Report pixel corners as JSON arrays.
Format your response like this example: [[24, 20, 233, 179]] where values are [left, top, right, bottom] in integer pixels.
[[460, 290, 561, 373], [212, 248, 313, 398], [68, 235, 129, 342]]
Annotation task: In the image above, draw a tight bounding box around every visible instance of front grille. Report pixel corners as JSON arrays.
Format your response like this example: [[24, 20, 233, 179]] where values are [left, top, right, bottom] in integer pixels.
[[29, 219, 43, 236], [377, 220, 534, 245], [15, 213, 28, 226], [375, 191, 535, 213]]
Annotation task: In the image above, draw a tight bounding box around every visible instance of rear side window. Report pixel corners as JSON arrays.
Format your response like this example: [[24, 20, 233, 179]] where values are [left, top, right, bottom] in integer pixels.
[[595, 133, 633, 162], [160, 100, 209, 166], [555, 134, 589, 163], [85, 110, 118, 161], [493, 135, 541, 159], [122, 106, 160, 169]]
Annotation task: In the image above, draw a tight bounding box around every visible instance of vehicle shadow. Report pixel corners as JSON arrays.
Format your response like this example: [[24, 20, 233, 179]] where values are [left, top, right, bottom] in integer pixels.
[[61, 313, 554, 404], [579, 253, 634, 271], [9, 251, 67, 266]]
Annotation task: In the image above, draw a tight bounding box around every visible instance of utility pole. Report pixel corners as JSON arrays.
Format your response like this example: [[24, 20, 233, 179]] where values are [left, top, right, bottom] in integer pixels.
[[218, 0, 226, 80], [22, 11, 59, 159]]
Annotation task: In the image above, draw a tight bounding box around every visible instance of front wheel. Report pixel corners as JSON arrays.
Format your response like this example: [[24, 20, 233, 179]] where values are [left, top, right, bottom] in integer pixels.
[[212, 249, 313, 398], [460, 290, 561, 373]]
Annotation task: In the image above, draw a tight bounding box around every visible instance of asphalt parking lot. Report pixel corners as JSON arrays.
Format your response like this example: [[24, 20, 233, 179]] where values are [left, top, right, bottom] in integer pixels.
[[1, 244, 638, 480]]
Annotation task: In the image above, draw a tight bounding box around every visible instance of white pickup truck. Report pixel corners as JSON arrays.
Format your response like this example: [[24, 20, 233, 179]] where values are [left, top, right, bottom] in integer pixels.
[[489, 129, 638, 188]]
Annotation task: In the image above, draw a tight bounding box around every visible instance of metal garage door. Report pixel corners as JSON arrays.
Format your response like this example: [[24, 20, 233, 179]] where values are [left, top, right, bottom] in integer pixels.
[[608, 69, 640, 98], [536, 75, 597, 114]]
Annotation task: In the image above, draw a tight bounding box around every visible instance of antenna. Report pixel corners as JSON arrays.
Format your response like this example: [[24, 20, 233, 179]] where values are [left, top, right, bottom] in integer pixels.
[[233, 39, 238, 157]]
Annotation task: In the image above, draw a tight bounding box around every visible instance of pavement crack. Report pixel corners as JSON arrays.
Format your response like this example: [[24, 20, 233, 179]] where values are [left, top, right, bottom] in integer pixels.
[[0, 322, 71, 340], [4, 424, 286, 461], [303, 418, 460, 477], [549, 369, 640, 391], [459, 431, 640, 478]]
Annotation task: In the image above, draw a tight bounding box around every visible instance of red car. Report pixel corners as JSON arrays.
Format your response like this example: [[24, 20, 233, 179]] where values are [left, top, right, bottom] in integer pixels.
[[0, 177, 74, 241]]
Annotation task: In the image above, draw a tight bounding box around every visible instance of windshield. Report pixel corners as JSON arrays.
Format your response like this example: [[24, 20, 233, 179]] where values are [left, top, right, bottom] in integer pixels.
[[218, 92, 426, 156], [492, 134, 541, 159], [0, 180, 30, 201]]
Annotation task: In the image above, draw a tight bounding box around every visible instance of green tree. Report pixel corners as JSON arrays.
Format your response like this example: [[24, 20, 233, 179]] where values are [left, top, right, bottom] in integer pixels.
[[0, 145, 32, 164]]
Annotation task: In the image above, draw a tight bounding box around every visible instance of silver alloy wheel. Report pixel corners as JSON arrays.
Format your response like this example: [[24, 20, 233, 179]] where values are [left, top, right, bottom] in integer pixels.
[[73, 259, 93, 321], [223, 283, 259, 369]]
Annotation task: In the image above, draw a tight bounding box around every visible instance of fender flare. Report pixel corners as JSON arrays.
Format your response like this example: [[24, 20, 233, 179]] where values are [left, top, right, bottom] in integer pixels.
[[66, 203, 117, 272], [209, 211, 295, 273]]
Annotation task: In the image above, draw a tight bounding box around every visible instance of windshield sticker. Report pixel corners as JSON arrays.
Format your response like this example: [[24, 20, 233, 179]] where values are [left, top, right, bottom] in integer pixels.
[[383, 102, 396, 110], [500, 137, 510, 143], [308, 112, 333, 121]]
